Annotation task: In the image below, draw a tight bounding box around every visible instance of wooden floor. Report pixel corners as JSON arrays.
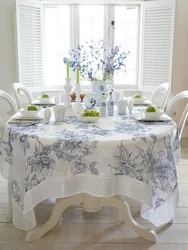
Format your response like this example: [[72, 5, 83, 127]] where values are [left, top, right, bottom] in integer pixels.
[[0, 148, 187, 250]]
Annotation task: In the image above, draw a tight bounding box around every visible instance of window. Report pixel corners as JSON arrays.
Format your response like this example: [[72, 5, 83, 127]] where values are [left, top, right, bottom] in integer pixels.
[[15, 0, 176, 92], [114, 6, 140, 87], [44, 6, 70, 87], [43, 4, 139, 89]]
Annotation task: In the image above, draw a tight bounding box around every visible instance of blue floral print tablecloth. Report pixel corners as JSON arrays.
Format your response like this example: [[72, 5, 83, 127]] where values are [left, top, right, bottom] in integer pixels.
[[0, 115, 180, 231]]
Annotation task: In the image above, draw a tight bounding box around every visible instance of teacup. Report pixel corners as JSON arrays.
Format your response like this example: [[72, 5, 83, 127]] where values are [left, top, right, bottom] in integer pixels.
[[116, 100, 128, 115], [53, 105, 66, 122]]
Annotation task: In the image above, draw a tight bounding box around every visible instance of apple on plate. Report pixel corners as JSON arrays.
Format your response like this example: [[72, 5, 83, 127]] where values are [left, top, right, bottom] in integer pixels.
[[27, 105, 38, 111], [134, 94, 141, 98], [42, 94, 50, 98], [146, 105, 157, 112]]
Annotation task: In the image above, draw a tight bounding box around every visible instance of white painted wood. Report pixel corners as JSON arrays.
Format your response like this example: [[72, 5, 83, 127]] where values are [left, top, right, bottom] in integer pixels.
[[99, 196, 157, 242], [81, 194, 101, 213], [0, 91, 18, 224], [39, 0, 145, 4], [140, 0, 176, 92], [116, 210, 122, 225], [15, 0, 43, 88], [0, 90, 19, 114], [12, 82, 34, 109], [166, 90, 188, 139], [26, 194, 157, 243], [149, 82, 170, 109], [0, 116, 4, 144], [25, 194, 84, 242]]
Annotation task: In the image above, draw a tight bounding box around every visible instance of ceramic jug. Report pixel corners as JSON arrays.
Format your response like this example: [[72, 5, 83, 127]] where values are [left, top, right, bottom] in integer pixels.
[[116, 100, 128, 115], [53, 104, 66, 122]]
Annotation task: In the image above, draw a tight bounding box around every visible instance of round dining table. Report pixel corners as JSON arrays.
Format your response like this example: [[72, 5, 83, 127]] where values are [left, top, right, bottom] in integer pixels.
[[0, 113, 180, 242]]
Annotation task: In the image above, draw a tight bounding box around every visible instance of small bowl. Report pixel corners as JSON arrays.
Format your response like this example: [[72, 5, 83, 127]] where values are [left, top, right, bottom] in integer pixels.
[[80, 116, 100, 123], [133, 96, 146, 105], [19, 108, 40, 118], [37, 96, 54, 104], [142, 109, 164, 119]]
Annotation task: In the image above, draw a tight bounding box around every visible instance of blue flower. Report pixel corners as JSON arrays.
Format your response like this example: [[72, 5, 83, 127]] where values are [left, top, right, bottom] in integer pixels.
[[62, 40, 130, 81]]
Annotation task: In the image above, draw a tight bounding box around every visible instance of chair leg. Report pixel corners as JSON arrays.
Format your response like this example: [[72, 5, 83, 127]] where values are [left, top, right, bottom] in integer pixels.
[[6, 181, 13, 223]]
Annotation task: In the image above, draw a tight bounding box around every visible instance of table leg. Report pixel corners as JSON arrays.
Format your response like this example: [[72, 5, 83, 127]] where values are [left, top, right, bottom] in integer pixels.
[[82, 193, 101, 212], [25, 194, 83, 243], [25, 194, 158, 243], [116, 210, 122, 225], [99, 196, 158, 243]]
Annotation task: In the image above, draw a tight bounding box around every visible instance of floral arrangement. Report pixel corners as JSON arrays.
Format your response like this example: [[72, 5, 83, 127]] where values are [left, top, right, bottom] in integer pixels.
[[63, 40, 130, 82]]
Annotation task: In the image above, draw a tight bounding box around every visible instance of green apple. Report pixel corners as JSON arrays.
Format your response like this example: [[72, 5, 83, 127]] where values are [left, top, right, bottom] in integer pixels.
[[134, 94, 141, 98], [146, 105, 157, 112], [27, 105, 38, 111], [82, 109, 100, 117], [42, 94, 50, 98]]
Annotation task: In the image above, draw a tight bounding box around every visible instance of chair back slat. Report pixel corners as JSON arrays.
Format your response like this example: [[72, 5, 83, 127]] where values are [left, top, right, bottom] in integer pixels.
[[166, 90, 188, 139], [149, 83, 170, 110], [12, 82, 34, 109]]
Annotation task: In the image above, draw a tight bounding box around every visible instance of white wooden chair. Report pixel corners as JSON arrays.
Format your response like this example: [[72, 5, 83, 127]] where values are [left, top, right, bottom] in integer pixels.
[[0, 116, 3, 145], [0, 90, 19, 223], [12, 82, 34, 109], [166, 91, 188, 139], [149, 83, 170, 110]]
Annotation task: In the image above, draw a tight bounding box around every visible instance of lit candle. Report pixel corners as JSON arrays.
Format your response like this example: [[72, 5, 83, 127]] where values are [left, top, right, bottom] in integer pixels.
[[66, 59, 70, 78], [76, 66, 80, 84]]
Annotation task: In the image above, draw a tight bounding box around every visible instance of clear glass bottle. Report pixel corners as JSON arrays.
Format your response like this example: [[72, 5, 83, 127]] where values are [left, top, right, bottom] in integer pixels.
[[107, 92, 114, 116], [100, 92, 107, 117]]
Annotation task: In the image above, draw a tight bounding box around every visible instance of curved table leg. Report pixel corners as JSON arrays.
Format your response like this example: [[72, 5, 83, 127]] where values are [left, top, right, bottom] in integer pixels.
[[169, 219, 174, 224], [58, 216, 63, 226], [99, 196, 158, 243], [6, 181, 13, 223], [116, 210, 122, 225], [25, 194, 83, 243]]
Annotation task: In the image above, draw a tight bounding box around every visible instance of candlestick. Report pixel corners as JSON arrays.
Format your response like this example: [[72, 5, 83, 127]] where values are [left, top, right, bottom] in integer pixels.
[[76, 66, 80, 84], [74, 83, 85, 114], [66, 60, 70, 79], [64, 78, 76, 116]]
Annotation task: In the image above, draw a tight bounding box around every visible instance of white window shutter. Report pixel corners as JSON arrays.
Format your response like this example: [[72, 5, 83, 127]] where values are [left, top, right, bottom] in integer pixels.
[[16, 0, 43, 88], [140, 0, 176, 92]]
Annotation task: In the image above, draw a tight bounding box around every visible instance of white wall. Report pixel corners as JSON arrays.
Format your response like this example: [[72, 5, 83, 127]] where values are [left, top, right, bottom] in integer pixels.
[[0, 1, 17, 93], [0, 0, 17, 123], [0, 0, 187, 137]]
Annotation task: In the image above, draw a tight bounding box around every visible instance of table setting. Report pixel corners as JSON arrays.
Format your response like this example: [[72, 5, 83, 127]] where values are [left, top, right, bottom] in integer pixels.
[[0, 88, 181, 242], [0, 40, 181, 242]]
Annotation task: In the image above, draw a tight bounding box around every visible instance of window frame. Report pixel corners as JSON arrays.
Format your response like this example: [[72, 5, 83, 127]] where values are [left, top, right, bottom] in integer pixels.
[[42, 3, 141, 91]]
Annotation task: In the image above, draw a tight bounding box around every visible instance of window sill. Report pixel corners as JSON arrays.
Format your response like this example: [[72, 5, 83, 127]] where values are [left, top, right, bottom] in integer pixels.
[[28, 85, 140, 94]]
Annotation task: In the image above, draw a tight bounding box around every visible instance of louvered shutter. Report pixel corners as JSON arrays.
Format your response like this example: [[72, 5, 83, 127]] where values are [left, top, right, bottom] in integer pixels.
[[16, 0, 43, 88], [140, 0, 176, 92]]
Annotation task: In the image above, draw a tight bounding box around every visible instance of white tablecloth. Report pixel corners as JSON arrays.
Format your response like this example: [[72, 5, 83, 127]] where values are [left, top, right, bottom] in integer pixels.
[[0, 114, 180, 231]]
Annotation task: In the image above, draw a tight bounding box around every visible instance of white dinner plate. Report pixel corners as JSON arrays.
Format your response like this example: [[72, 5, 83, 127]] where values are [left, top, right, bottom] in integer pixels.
[[9, 112, 44, 122], [133, 100, 152, 106], [132, 112, 172, 122], [32, 99, 55, 107]]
